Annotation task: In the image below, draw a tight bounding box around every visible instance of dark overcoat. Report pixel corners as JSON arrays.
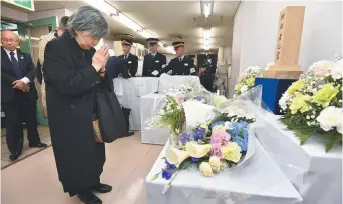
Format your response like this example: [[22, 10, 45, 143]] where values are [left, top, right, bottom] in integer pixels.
[[43, 31, 109, 196], [160, 55, 197, 76], [142, 52, 166, 77]]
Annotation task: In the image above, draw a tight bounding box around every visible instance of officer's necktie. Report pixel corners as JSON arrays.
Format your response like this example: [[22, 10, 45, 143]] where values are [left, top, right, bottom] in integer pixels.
[[10, 52, 22, 79], [124, 55, 127, 59], [179, 57, 182, 62]]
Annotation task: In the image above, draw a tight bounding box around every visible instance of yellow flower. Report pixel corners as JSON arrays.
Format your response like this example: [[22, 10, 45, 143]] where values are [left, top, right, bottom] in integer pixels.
[[209, 156, 221, 172], [200, 123, 209, 133], [199, 162, 214, 177], [222, 142, 242, 163], [313, 83, 340, 107], [287, 80, 305, 95], [214, 95, 227, 106], [185, 142, 211, 158], [289, 94, 312, 114], [235, 83, 243, 92], [246, 77, 255, 87], [165, 146, 189, 167]]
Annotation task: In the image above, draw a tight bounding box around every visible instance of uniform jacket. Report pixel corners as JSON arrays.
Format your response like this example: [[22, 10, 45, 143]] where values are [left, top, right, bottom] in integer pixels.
[[142, 52, 166, 77], [161, 55, 197, 76], [118, 53, 138, 77]]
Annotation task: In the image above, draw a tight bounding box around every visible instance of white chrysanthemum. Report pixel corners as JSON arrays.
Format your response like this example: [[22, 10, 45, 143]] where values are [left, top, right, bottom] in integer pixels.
[[240, 85, 249, 93], [279, 93, 289, 110], [209, 156, 221, 172], [329, 60, 343, 80], [316, 106, 343, 132]]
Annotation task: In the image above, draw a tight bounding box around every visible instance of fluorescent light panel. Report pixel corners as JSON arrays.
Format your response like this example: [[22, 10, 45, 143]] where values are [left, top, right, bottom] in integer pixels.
[[202, 28, 211, 40], [200, 0, 214, 18]]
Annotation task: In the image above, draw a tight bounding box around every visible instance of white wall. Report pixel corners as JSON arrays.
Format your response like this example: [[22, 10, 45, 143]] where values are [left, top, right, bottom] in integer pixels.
[[1, 6, 28, 22], [230, 1, 342, 98], [238, 1, 342, 72], [229, 1, 245, 98]]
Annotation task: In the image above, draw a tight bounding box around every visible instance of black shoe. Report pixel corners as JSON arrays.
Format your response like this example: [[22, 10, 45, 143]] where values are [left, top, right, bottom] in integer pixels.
[[29, 143, 48, 148], [77, 191, 102, 204], [91, 183, 112, 194], [9, 153, 20, 161]]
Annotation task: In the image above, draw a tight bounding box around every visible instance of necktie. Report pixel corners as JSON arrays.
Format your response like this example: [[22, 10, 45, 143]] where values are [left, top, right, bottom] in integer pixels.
[[10, 52, 22, 79], [179, 57, 182, 62], [124, 55, 127, 59]]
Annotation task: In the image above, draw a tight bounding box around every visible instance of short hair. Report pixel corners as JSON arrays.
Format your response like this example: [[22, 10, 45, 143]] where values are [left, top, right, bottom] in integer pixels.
[[1, 30, 19, 41], [59, 16, 69, 30], [68, 6, 108, 39]]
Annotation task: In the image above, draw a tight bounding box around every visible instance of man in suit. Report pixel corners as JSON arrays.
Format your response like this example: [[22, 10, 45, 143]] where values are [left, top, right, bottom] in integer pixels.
[[160, 41, 197, 76], [1, 30, 47, 161], [118, 39, 138, 77], [142, 38, 166, 77]]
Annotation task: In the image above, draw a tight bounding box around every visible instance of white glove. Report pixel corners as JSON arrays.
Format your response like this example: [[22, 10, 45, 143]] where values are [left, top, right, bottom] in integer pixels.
[[151, 70, 159, 76], [167, 70, 172, 75], [190, 68, 196, 73]]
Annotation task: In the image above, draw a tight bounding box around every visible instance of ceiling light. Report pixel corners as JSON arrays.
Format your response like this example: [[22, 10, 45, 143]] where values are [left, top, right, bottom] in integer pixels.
[[205, 39, 210, 47], [116, 12, 142, 32], [200, 0, 214, 18], [202, 28, 211, 40]]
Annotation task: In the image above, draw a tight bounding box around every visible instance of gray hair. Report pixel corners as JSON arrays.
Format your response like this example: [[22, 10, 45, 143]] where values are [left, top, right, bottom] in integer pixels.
[[1, 30, 20, 41], [68, 6, 108, 38]]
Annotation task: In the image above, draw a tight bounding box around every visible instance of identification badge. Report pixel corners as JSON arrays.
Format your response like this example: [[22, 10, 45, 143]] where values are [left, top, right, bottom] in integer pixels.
[[21, 56, 24, 59], [155, 60, 159, 63], [184, 63, 188, 66], [128, 61, 132, 64]]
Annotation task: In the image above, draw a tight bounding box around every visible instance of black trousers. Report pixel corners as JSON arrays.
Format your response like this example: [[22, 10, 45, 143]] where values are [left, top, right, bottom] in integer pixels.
[[2, 91, 41, 154]]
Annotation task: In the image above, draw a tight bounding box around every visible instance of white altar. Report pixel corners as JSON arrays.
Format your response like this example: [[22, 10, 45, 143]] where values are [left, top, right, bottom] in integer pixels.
[[113, 75, 201, 131], [255, 111, 342, 204], [145, 140, 303, 204]]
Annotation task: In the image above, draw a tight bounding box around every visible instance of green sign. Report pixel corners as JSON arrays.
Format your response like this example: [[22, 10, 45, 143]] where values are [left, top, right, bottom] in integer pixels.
[[13, 0, 32, 9], [4, 0, 33, 10]]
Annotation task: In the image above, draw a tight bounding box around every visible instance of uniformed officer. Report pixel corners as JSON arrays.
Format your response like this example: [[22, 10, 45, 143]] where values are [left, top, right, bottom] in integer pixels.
[[160, 41, 197, 76], [118, 38, 138, 77], [199, 64, 214, 92], [142, 38, 166, 77]]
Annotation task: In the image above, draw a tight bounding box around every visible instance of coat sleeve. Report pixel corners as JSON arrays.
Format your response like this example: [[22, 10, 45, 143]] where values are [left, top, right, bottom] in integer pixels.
[[24, 54, 36, 81], [43, 40, 101, 97], [159, 59, 172, 76], [131, 55, 138, 77], [1, 69, 16, 85]]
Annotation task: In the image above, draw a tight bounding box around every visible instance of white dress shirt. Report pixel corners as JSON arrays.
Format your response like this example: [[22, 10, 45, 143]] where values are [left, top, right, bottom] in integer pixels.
[[4, 48, 30, 84]]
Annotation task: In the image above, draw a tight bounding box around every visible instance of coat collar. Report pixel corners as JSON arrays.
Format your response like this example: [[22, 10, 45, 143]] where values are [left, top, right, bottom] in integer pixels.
[[62, 31, 84, 53]]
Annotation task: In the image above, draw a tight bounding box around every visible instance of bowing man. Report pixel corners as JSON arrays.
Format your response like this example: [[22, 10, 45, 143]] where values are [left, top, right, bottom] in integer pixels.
[[142, 38, 166, 77], [160, 41, 197, 76], [118, 38, 138, 77]]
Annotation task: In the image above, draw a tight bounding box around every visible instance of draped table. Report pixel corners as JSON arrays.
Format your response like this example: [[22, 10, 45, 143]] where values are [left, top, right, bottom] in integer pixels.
[[145, 140, 303, 204], [255, 111, 342, 204]]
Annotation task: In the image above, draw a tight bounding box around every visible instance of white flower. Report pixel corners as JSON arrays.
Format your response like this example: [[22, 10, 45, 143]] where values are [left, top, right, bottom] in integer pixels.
[[311, 115, 315, 119], [209, 156, 221, 172], [240, 85, 249, 93], [316, 106, 343, 132], [224, 121, 233, 130], [279, 93, 289, 110], [329, 60, 343, 80], [306, 116, 310, 119], [199, 162, 214, 177]]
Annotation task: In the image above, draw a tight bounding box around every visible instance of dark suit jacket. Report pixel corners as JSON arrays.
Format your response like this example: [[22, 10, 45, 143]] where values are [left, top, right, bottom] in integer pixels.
[[161, 55, 197, 76], [105, 56, 131, 79], [118, 53, 138, 77], [142, 52, 166, 77], [1, 47, 38, 103]]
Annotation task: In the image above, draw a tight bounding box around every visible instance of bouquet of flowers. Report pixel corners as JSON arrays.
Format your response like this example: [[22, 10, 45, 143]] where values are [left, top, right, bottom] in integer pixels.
[[279, 55, 342, 152], [150, 87, 261, 194], [234, 63, 272, 96]]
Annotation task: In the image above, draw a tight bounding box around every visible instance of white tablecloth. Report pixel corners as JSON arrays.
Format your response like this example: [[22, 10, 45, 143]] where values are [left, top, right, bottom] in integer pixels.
[[255, 111, 342, 204], [158, 74, 201, 92], [114, 77, 159, 130], [140, 93, 169, 145], [146, 140, 302, 204]]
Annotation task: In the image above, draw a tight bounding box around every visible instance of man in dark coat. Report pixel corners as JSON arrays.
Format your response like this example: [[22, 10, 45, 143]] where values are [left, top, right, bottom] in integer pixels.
[[106, 56, 131, 79], [118, 38, 138, 77], [142, 38, 166, 77], [160, 41, 197, 76], [199, 64, 215, 92], [1, 30, 47, 161], [43, 6, 112, 204]]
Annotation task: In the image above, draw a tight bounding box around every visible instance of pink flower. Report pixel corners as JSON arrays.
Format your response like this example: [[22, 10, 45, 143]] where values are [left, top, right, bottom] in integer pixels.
[[211, 143, 222, 158], [210, 129, 231, 146], [314, 67, 327, 77], [177, 98, 184, 103]]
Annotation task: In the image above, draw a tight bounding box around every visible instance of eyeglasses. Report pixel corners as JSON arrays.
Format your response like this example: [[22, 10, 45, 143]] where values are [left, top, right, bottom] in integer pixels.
[[1, 38, 17, 43]]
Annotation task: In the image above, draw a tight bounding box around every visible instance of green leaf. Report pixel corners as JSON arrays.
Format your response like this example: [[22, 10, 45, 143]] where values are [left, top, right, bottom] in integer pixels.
[[323, 131, 342, 152], [287, 124, 318, 145]]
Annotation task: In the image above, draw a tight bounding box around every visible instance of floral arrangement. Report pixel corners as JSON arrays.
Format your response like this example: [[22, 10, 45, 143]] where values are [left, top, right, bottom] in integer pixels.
[[234, 63, 272, 96], [279, 56, 342, 152], [150, 88, 256, 194]]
